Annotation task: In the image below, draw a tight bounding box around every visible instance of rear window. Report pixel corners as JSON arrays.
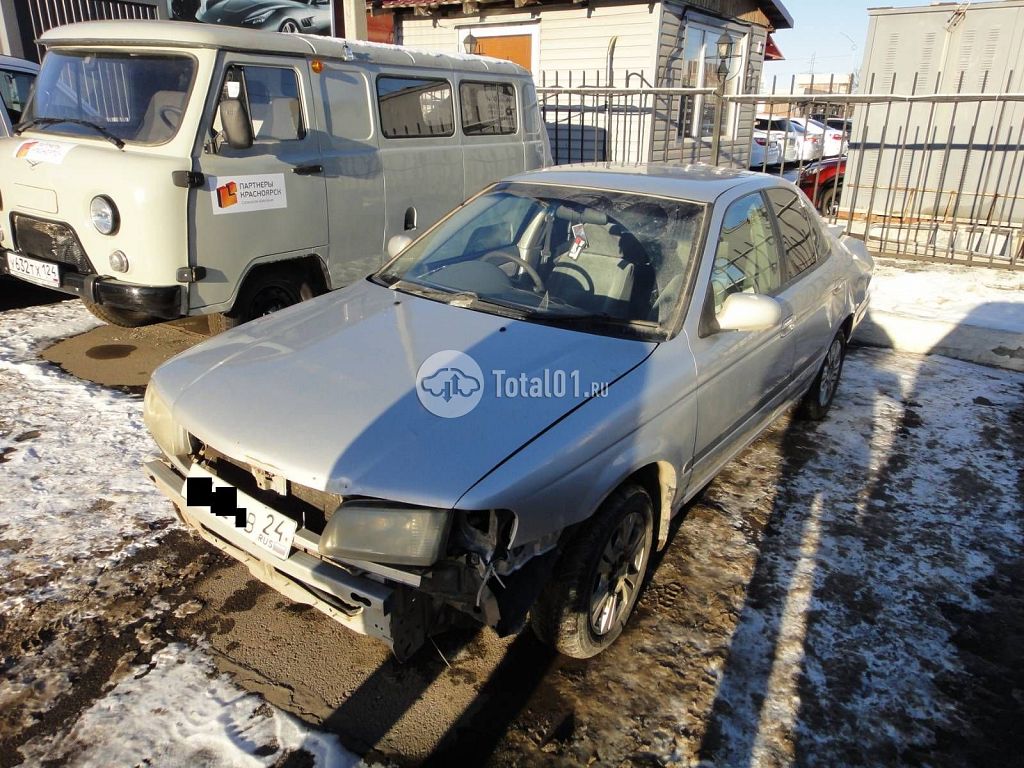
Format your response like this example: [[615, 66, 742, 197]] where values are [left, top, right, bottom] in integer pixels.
[[459, 81, 517, 136], [377, 75, 454, 139]]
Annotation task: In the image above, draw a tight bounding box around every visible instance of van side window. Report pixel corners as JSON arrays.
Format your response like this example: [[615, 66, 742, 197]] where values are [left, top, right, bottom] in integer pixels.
[[459, 81, 517, 136], [765, 188, 819, 280], [243, 66, 304, 142], [709, 193, 782, 314], [377, 76, 454, 138]]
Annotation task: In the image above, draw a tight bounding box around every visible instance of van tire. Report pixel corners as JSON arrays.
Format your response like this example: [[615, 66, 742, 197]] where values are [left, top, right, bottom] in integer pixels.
[[82, 300, 159, 328], [530, 483, 654, 658], [210, 266, 312, 333]]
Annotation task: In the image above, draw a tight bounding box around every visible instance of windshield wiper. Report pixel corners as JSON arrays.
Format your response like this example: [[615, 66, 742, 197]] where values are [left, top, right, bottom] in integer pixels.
[[14, 117, 125, 149]]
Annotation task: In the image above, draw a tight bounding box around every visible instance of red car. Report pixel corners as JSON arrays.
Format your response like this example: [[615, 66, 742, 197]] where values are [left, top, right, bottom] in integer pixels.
[[797, 156, 845, 215]]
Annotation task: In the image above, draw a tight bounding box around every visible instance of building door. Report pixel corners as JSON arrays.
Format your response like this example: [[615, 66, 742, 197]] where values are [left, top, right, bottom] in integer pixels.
[[476, 35, 533, 71]]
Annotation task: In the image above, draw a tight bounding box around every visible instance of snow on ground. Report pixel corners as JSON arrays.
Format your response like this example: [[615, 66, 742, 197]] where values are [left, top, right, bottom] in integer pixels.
[[18, 642, 358, 768], [0, 300, 171, 615], [869, 257, 1024, 333], [0, 301, 358, 767]]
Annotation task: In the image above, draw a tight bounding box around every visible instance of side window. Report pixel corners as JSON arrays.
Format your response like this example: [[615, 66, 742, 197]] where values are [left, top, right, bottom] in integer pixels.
[[765, 188, 818, 280], [244, 66, 304, 142], [459, 81, 517, 136], [377, 76, 454, 138], [709, 193, 782, 314]]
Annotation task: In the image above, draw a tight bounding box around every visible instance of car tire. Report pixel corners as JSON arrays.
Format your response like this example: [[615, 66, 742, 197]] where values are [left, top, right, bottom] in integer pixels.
[[210, 267, 311, 334], [82, 300, 160, 328], [531, 483, 654, 659], [279, 20, 300, 33], [818, 184, 841, 216], [799, 330, 846, 421]]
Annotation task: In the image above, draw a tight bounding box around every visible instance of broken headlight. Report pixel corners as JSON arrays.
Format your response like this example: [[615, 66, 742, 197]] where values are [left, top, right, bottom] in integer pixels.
[[319, 500, 452, 567], [143, 382, 192, 472]]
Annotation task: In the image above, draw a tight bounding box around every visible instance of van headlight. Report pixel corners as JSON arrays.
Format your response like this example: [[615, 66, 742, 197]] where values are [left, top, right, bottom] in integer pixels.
[[90, 195, 119, 235], [319, 501, 452, 566], [143, 383, 192, 469]]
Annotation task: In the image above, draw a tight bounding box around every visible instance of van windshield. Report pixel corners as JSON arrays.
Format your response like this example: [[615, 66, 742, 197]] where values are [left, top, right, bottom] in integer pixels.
[[20, 51, 195, 145]]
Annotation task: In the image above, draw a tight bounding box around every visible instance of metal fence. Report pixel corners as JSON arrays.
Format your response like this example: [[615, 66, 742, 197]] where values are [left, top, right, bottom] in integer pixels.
[[539, 72, 1024, 270], [14, 0, 159, 62]]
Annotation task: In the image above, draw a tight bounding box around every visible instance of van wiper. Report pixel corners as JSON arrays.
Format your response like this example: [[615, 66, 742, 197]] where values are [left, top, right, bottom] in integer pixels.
[[14, 117, 125, 149]]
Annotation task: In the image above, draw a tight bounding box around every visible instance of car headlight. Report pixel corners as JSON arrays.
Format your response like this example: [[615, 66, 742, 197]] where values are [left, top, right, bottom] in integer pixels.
[[319, 501, 452, 566], [90, 195, 118, 235], [243, 10, 275, 24], [143, 383, 192, 470]]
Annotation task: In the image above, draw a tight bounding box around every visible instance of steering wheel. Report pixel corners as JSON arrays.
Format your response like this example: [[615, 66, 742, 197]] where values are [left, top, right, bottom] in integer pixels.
[[481, 249, 545, 292], [159, 106, 183, 130]]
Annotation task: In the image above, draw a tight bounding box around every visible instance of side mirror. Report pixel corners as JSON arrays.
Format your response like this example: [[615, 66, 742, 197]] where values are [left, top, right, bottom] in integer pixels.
[[219, 99, 253, 150], [387, 234, 414, 259], [716, 293, 782, 332]]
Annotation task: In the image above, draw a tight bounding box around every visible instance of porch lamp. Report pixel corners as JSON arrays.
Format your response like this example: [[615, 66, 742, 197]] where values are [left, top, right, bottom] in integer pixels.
[[709, 31, 739, 167], [464, 33, 480, 55], [716, 31, 737, 80]]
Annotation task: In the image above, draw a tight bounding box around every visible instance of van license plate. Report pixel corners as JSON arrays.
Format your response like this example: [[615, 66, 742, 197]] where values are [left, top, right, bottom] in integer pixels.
[[246, 506, 297, 560], [8, 253, 60, 287]]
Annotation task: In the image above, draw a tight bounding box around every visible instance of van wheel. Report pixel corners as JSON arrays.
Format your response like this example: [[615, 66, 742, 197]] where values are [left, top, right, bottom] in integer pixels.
[[799, 331, 846, 420], [83, 300, 159, 328], [210, 267, 311, 333], [531, 483, 654, 658]]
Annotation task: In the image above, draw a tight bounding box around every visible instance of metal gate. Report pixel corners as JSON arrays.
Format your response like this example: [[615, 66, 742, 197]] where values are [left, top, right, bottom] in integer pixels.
[[13, 0, 159, 62]]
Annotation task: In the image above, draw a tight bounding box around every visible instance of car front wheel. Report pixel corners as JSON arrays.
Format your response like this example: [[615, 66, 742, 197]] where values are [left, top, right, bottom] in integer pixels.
[[799, 330, 846, 420], [531, 483, 654, 658]]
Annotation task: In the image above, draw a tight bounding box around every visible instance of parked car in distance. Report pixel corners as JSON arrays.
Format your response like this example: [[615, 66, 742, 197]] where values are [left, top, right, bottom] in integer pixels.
[[789, 116, 847, 157], [0, 55, 38, 138], [144, 164, 873, 661], [750, 129, 782, 168], [0, 21, 549, 330], [197, 0, 332, 35], [754, 116, 799, 163], [798, 155, 846, 215], [785, 119, 823, 162]]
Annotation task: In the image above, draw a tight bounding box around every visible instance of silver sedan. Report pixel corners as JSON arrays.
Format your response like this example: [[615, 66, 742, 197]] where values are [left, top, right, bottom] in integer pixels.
[[144, 164, 873, 660]]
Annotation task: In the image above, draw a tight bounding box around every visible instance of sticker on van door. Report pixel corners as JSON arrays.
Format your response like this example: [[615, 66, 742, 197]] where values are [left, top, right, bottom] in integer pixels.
[[207, 174, 288, 215], [13, 140, 75, 165]]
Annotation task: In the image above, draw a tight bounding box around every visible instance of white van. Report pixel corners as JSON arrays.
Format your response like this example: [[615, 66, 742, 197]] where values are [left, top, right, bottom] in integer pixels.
[[0, 21, 549, 327], [0, 55, 39, 138]]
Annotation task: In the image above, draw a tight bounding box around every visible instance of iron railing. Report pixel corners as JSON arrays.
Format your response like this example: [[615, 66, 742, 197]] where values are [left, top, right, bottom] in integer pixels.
[[539, 72, 1024, 269]]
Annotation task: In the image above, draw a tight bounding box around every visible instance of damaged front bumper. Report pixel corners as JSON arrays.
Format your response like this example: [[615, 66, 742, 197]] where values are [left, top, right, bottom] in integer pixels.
[[144, 458, 433, 659]]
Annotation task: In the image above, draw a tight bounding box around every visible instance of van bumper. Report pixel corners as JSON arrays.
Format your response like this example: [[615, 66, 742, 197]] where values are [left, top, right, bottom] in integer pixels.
[[0, 249, 183, 320]]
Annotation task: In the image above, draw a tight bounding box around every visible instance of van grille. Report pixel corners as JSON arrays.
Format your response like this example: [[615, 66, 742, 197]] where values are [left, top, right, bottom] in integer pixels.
[[12, 214, 93, 274]]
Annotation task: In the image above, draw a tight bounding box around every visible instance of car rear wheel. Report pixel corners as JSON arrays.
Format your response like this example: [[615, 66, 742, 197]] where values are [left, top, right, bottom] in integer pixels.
[[818, 184, 841, 216], [531, 483, 654, 658], [82, 300, 160, 328], [799, 330, 846, 420], [210, 267, 312, 333]]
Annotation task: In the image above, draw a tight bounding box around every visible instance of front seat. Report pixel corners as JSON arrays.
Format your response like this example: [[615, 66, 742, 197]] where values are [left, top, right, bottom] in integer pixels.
[[546, 221, 639, 318], [137, 90, 187, 142]]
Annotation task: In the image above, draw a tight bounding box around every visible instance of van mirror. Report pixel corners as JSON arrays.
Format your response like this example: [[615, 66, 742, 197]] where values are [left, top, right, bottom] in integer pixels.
[[716, 292, 782, 333], [219, 99, 253, 151], [387, 234, 414, 259]]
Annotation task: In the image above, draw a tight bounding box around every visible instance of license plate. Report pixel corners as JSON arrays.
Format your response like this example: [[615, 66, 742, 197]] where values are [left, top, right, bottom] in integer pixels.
[[244, 506, 297, 560], [8, 253, 59, 287]]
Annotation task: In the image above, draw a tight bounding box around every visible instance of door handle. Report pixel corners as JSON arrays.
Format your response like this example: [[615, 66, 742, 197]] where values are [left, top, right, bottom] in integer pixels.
[[292, 164, 323, 175], [780, 315, 796, 338]]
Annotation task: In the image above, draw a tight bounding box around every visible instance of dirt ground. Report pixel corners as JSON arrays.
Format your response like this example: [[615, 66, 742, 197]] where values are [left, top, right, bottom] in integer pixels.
[[2, 303, 1023, 767]]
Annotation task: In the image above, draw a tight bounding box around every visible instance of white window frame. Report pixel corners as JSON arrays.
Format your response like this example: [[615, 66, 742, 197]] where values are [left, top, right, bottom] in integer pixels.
[[679, 21, 747, 141], [457, 22, 541, 75]]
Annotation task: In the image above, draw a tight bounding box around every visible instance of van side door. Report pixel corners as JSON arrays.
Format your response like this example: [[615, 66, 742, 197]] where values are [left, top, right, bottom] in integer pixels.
[[458, 78, 524, 196], [374, 73, 464, 243], [192, 55, 328, 312], [314, 61, 386, 285]]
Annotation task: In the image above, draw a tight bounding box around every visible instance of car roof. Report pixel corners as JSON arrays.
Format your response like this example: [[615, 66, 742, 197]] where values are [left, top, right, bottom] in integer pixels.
[[501, 163, 787, 204], [0, 54, 39, 74], [40, 21, 528, 77]]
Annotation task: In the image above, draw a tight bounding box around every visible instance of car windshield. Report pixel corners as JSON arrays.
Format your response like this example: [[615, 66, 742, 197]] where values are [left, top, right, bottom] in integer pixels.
[[1, 68, 36, 124], [20, 51, 195, 145], [374, 182, 707, 339]]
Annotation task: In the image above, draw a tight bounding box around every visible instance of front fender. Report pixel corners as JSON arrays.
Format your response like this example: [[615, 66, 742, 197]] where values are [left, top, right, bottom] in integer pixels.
[[455, 340, 698, 548]]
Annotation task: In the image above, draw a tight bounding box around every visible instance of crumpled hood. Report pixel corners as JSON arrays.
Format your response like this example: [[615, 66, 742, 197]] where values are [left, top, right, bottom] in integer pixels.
[[155, 280, 655, 508]]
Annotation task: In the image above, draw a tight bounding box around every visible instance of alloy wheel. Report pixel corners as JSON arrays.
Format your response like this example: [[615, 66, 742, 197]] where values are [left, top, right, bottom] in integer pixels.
[[589, 510, 647, 636]]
